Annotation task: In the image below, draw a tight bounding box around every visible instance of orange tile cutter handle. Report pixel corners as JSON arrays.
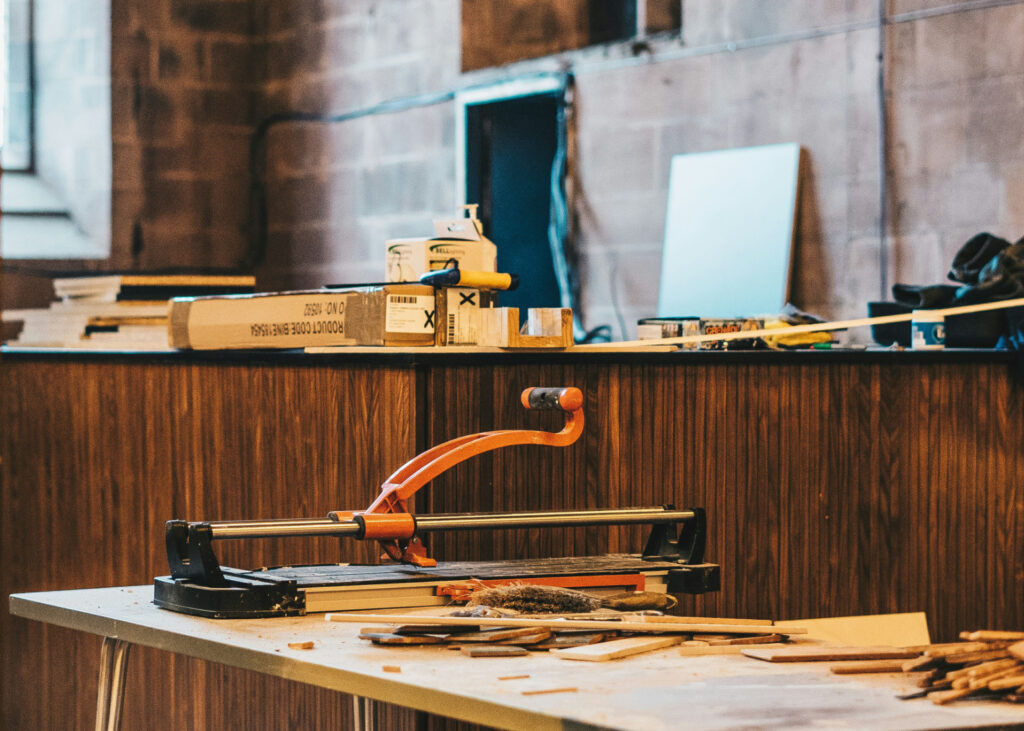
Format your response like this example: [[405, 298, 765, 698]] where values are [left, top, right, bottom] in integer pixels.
[[329, 386, 584, 566]]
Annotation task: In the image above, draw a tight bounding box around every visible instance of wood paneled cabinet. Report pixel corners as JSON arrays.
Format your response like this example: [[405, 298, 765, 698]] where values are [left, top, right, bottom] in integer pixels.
[[2, 350, 1021, 729]]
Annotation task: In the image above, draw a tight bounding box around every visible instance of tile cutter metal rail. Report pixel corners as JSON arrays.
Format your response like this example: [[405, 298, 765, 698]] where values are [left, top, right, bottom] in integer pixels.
[[154, 387, 720, 618]]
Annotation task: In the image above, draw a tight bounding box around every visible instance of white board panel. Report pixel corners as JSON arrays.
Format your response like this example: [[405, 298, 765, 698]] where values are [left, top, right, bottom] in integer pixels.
[[657, 143, 801, 318]]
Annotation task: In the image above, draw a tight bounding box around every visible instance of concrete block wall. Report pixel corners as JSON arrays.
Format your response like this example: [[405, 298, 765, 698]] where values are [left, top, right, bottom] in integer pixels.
[[254, 0, 460, 290], [568, 0, 1024, 335]]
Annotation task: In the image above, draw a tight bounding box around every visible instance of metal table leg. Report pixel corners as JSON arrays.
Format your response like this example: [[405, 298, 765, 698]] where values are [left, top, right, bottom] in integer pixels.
[[95, 637, 131, 731], [352, 695, 375, 731]]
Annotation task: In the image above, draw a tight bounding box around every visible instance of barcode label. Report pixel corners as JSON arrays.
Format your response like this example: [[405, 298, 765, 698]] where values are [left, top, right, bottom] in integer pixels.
[[386, 295, 436, 333], [447, 313, 456, 341]]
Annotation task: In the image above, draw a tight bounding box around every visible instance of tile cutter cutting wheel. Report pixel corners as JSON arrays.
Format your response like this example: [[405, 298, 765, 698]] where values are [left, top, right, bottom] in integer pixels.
[[154, 387, 720, 618]]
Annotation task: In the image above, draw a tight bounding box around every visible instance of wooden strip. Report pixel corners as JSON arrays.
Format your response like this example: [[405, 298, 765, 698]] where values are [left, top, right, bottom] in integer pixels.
[[923, 642, 995, 657], [461, 645, 529, 658], [742, 646, 919, 663], [970, 666, 1024, 690], [964, 630, 1024, 642], [945, 649, 1010, 664], [1009, 640, 1024, 661], [553, 636, 683, 662], [830, 660, 910, 674], [325, 613, 803, 635], [929, 687, 977, 705], [900, 655, 936, 672], [679, 643, 788, 657], [632, 615, 773, 627], [520, 687, 577, 696], [448, 627, 548, 643], [707, 633, 786, 646], [990, 673, 1024, 691]]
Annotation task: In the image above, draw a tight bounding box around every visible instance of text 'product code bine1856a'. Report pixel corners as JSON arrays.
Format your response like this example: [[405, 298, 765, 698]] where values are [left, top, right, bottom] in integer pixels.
[[249, 320, 345, 337]]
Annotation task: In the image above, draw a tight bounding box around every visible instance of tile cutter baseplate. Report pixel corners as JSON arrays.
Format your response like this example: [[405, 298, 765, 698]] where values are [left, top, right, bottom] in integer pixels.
[[154, 387, 720, 618]]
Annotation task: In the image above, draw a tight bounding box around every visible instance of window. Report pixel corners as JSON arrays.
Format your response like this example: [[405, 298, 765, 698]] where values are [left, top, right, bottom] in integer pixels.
[[1, 0, 110, 260], [2, 0, 31, 170]]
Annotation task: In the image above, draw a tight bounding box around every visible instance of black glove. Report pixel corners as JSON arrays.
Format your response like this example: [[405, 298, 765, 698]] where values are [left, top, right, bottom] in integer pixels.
[[948, 232, 1011, 284]]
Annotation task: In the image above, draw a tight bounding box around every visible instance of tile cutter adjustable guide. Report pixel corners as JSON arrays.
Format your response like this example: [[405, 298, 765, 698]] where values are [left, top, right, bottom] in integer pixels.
[[154, 387, 720, 618]]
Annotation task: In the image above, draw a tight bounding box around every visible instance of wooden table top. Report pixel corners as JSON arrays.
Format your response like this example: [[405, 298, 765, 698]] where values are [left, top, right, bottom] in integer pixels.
[[10, 586, 1024, 731]]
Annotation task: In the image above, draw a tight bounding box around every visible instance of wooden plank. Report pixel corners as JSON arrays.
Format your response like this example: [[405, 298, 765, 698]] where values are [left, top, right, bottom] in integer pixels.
[[553, 636, 683, 662], [743, 646, 920, 663], [325, 613, 804, 635], [774, 612, 930, 647], [830, 660, 912, 674], [679, 643, 788, 657]]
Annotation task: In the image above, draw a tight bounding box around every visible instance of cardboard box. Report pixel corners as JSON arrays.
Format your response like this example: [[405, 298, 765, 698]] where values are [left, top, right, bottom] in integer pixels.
[[386, 208, 497, 281], [434, 287, 497, 345], [169, 284, 437, 350]]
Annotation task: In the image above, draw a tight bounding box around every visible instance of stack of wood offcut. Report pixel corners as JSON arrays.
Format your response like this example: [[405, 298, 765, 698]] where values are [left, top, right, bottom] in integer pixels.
[[903, 631, 1024, 705], [340, 612, 797, 661], [743, 630, 1024, 706]]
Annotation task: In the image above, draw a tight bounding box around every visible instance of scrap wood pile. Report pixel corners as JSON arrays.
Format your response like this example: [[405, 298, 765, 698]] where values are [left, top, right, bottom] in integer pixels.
[[898, 631, 1024, 705], [338, 584, 797, 661], [743, 629, 1024, 707]]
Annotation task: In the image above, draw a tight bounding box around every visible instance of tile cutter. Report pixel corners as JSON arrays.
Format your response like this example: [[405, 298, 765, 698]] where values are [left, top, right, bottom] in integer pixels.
[[154, 387, 720, 617]]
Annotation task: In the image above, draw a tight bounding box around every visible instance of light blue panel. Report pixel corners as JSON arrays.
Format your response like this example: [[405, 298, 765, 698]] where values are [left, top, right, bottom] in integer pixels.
[[657, 143, 801, 318]]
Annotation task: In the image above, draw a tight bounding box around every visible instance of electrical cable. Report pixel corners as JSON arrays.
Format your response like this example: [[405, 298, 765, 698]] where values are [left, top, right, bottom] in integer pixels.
[[877, 0, 890, 301]]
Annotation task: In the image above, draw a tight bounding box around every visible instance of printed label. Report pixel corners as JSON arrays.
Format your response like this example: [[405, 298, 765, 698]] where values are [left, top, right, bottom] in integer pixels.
[[385, 295, 436, 333]]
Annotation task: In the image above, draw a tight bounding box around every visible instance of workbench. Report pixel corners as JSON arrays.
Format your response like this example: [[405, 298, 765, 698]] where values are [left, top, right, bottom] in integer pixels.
[[3, 348, 1022, 728], [10, 585, 1024, 730]]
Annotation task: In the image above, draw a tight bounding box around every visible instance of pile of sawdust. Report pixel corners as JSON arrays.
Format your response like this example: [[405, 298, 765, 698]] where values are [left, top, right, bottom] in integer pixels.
[[466, 584, 601, 614]]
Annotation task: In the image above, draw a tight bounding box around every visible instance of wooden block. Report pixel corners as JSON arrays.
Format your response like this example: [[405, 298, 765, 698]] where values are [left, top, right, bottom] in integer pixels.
[[287, 641, 315, 650], [461, 645, 529, 658], [381, 665, 401, 673], [1009, 640, 1024, 661], [553, 636, 682, 662], [742, 646, 919, 663], [830, 660, 910, 674], [691, 634, 734, 642]]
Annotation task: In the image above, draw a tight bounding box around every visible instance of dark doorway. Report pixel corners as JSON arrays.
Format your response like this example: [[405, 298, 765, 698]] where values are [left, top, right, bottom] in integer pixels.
[[465, 93, 562, 314]]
